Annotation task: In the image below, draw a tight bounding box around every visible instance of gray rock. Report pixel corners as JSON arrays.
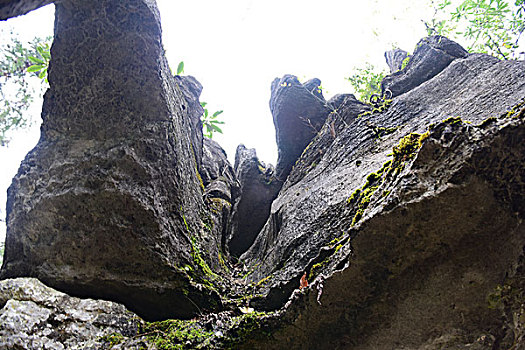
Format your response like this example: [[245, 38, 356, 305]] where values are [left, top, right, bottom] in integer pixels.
[[239, 49, 525, 347], [175, 75, 205, 173], [0, 278, 144, 350], [384, 48, 409, 73], [270, 75, 332, 181], [0, 0, 55, 20], [382, 35, 468, 97], [227, 145, 281, 258], [0, 0, 221, 321], [200, 138, 239, 272], [1, 2, 525, 346]]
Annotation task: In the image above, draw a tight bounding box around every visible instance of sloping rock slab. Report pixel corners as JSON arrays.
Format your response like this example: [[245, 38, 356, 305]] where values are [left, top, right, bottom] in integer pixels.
[[382, 35, 468, 97], [240, 51, 525, 348], [239, 114, 525, 349]]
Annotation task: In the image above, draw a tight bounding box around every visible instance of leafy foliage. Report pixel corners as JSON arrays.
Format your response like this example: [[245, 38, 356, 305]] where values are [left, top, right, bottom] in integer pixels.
[[176, 61, 184, 75], [345, 63, 387, 102], [423, 0, 458, 36], [425, 0, 525, 59], [200, 102, 224, 139], [0, 30, 51, 146], [27, 42, 51, 82], [452, 0, 524, 59]]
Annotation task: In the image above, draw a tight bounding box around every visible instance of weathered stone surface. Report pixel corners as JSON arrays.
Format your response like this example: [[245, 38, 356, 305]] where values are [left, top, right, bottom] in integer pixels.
[[175, 75, 205, 172], [228, 145, 281, 258], [0, 0, 54, 20], [385, 48, 408, 73], [0, 0, 221, 321], [0, 277, 145, 350], [1, 3, 524, 345], [270, 75, 332, 181], [199, 138, 239, 272], [382, 35, 468, 97], [239, 48, 525, 347]]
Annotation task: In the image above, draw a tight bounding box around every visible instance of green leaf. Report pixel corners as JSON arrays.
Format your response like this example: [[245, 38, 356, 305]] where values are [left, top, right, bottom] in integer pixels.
[[210, 124, 223, 133], [27, 64, 44, 72], [28, 56, 44, 64], [38, 69, 47, 79], [176, 61, 184, 75], [212, 110, 223, 118], [200, 102, 207, 108]]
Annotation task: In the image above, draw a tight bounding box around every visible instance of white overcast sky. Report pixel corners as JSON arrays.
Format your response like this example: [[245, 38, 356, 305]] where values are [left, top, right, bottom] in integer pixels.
[[0, 0, 468, 241]]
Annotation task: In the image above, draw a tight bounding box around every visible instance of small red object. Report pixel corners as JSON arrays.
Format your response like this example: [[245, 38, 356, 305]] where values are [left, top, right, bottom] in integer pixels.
[[299, 272, 308, 289]]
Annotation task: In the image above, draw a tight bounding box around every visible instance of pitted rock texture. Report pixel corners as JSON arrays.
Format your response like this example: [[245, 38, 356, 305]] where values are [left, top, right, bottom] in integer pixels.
[[1, 3, 524, 347], [385, 48, 408, 73], [175, 75, 205, 172], [381, 35, 468, 97], [200, 138, 240, 271], [239, 46, 525, 347], [0, 0, 54, 20], [0, 0, 222, 321], [0, 278, 145, 350], [270, 75, 332, 181], [227, 145, 281, 257]]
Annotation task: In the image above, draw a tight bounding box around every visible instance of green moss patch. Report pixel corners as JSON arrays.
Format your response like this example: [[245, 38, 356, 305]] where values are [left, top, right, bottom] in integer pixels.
[[141, 319, 214, 350]]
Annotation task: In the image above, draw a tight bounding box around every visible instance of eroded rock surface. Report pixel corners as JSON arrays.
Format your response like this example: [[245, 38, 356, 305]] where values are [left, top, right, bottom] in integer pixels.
[[270, 75, 332, 181], [0, 0, 222, 321], [0, 278, 145, 350], [0, 0, 55, 20], [227, 145, 281, 258], [240, 46, 525, 347], [382, 35, 468, 97], [1, 1, 524, 347], [175, 75, 205, 172], [385, 48, 409, 73]]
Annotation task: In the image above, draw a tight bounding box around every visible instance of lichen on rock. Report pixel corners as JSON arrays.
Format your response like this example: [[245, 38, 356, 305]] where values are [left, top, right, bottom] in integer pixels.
[[0, 1, 524, 349]]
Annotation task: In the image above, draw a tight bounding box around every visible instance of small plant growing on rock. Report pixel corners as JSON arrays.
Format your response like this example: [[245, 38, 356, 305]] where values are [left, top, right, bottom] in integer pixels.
[[200, 102, 225, 139], [346, 63, 387, 103]]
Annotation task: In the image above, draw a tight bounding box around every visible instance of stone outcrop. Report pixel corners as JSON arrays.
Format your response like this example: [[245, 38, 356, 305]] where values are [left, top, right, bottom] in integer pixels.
[[200, 138, 240, 271], [0, 278, 146, 350], [385, 48, 409, 73], [1, 1, 525, 348], [227, 145, 281, 258], [0, 0, 222, 321], [0, 0, 55, 20], [381, 35, 468, 97], [175, 75, 205, 172], [270, 75, 332, 181], [239, 47, 525, 347]]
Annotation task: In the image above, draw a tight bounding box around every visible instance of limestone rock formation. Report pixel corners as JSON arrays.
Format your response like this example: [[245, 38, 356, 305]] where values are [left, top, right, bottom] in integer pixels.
[[227, 145, 281, 257], [200, 138, 240, 272], [382, 35, 468, 97], [270, 74, 332, 181], [0, 0, 222, 321], [385, 48, 409, 73], [0, 0, 54, 20], [175, 75, 205, 172], [0, 278, 146, 350], [239, 48, 525, 347], [1, 1, 525, 348]]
